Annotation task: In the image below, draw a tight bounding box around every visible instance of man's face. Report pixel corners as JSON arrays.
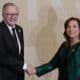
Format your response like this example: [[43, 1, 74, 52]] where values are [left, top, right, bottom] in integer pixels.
[[2, 5, 19, 26]]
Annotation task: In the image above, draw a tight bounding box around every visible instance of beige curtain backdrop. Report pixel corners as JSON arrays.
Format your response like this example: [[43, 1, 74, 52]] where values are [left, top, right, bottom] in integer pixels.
[[0, 0, 80, 80]]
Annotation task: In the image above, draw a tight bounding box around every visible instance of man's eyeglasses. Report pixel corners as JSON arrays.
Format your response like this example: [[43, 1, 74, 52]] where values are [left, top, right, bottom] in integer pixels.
[[4, 13, 19, 16]]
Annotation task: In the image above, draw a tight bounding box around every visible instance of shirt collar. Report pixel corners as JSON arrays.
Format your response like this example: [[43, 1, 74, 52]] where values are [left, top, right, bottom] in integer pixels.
[[7, 24, 16, 31]]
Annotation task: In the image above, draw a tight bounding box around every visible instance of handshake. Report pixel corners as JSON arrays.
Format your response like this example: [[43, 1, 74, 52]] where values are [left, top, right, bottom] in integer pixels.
[[26, 65, 36, 76]]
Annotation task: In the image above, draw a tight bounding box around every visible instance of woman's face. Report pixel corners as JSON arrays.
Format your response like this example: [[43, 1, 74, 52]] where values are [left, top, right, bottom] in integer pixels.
[[66, 20, 80, 40]]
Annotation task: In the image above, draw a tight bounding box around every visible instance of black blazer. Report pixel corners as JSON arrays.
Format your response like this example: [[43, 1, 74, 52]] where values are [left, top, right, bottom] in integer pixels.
[[0, 21, 24, 80]]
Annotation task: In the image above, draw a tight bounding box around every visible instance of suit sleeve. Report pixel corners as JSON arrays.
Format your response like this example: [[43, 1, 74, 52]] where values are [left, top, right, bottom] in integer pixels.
[[35, 44, 64, 77], [0, 29, 24, 72]]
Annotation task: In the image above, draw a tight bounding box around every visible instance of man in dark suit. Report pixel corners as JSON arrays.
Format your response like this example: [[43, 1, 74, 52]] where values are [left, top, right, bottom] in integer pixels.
[[0, 3, 30, 80]]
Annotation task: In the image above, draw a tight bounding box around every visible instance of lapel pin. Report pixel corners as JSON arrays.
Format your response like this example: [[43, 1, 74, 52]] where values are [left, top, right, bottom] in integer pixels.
[[18, 29, 21, 33], [72, 48, 76, 53]]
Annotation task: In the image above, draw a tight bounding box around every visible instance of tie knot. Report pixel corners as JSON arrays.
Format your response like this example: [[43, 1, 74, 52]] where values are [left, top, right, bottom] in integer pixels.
[[12, 28, 16, 36], [12, 28, 15, 31], [12, 28, 16, 34]]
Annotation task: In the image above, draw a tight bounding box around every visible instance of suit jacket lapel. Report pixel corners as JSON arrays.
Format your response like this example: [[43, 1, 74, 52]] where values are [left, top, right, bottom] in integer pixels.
[[1, 21, 14, 41], [1, 21, 19, 54], [15, 26, 23, 55], [15, 26, 22, 45]]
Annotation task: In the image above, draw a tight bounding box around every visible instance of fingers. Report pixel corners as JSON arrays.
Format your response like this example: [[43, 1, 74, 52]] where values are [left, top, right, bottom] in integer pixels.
[[26, 65, 36, 76]]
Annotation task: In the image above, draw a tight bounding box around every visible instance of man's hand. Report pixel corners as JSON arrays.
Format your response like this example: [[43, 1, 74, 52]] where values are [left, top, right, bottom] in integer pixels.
[[26, 65, 36, 76]]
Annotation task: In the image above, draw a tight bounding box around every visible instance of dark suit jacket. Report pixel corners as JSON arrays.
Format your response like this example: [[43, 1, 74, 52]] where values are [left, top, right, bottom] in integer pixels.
[[36, 42, 80, 80], [0, 21, 24, 80]]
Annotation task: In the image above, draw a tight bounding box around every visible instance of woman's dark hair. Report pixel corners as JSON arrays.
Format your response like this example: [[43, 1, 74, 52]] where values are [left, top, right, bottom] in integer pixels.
[[63, 17, 80, 40]]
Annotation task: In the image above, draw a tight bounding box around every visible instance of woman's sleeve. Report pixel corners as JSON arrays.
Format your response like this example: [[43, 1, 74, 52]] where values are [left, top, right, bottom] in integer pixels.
[[35, 43, 64, 77]]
